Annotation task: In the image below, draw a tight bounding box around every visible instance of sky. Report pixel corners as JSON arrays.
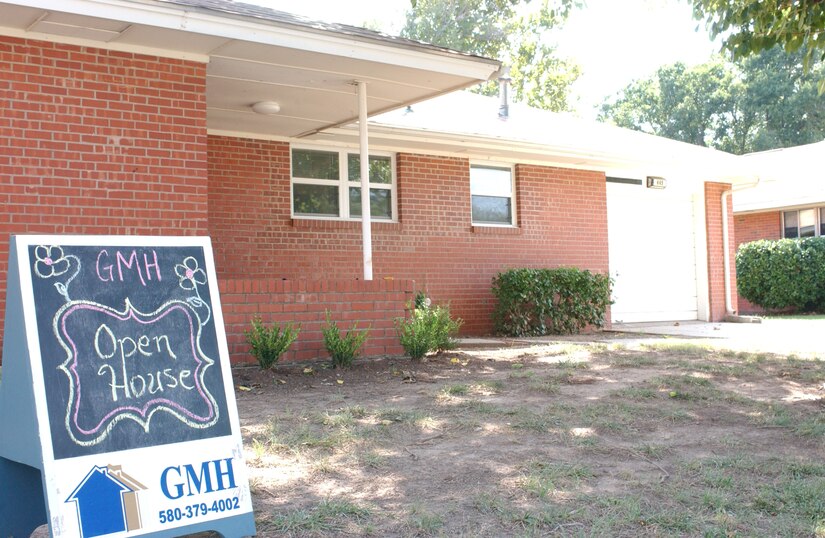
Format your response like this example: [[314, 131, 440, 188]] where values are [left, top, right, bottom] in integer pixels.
[[249, 0, 721, 118]]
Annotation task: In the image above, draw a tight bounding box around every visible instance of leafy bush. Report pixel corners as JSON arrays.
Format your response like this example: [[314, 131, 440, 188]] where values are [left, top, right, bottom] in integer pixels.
[[737, 238, 825, 312], [245, 317, 300, 369], [395, 297, 463, 360], [322, 313, 370, 369], [395, 308, 431, 361], [491, 268, 612, 336], [428, 304, 463, 353]]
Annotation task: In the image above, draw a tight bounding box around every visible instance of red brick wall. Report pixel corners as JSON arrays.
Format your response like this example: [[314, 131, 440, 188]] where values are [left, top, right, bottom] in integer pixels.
[[705, 183, 737, 321], [207, 136, 610, 335], [0, 37, 208, 355], [220, 278, 414, 362], [734, 211, 781, 246], [733, 211, 781, 314]]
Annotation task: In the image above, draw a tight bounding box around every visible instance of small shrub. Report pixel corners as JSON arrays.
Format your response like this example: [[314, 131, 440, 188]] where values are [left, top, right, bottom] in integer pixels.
[[429, 303, 462, 353], [395, 297, 463, 360], [737, 237, 825, 311], [395, 310, 431, 360], [491, 267, 612, 336], [322, 312, 370, 369], [245, 317, 300, 369]]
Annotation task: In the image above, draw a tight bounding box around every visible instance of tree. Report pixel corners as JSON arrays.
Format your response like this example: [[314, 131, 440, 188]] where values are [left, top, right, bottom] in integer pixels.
[[598, 60, 735, 148], [599, 48, 825, 154], [737, 46, 825, 151], [689, 0, 825, 92], [402, 0, 581, 112]]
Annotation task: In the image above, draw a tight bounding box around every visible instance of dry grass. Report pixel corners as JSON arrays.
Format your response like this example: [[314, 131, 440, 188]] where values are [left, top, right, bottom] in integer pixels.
[[231, 338, 825, 537]]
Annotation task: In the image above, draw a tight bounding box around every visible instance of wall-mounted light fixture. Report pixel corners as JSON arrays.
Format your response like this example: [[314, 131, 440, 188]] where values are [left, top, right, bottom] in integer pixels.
[[251, 101, 281, 115], [646, 176, 667, 189]]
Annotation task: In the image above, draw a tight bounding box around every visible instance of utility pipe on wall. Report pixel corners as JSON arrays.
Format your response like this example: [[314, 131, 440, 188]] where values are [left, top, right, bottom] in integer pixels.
[[357, 81, 373, 281], [497, 65, 511, 120]]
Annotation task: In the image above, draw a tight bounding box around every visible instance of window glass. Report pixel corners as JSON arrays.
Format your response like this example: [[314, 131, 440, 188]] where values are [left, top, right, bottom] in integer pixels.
[[293, 184, 339, 216], [348, 154, 392, 184], [472, 195, 512, 224], [800, 208, 817, 237], [291, 147, 395, 220], [349, 187, 392, 219], [783, 211, 799, 238], [471, 165, 513, 225], [292, 149, 339, 180], [470, 166, 512, 196]]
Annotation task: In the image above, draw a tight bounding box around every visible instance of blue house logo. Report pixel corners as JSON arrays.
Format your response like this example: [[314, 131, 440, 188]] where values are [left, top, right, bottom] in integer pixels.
[[66, 465, 145, 538]]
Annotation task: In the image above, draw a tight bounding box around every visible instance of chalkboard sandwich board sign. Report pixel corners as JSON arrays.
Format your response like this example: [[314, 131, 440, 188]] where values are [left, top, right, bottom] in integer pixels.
[[0, 236, 256, 538]]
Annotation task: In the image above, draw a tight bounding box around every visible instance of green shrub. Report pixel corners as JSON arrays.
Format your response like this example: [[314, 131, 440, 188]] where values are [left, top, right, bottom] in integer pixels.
[[429, 304, 463, 353], [245, 317, 300, 369], [395, 308, 431, 360], [395, 298, 463, 360], [737, 237, 825, 311], [322, 313, 370, 369], [491, 268, 612, 336]]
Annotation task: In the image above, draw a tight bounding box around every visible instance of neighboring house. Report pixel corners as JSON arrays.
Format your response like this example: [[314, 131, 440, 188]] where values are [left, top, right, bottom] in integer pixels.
[[0, 0, 746, 363], [733, 140, 825, 313]]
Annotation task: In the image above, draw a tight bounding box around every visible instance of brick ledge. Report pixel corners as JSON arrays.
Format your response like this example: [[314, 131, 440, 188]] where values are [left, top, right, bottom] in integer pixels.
[[291, 218, 401, 232], [471, 225, 522, 235]]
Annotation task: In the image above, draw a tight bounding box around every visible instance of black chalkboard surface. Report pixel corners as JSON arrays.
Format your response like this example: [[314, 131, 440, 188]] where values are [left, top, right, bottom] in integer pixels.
[[28, 244, 231, 459]]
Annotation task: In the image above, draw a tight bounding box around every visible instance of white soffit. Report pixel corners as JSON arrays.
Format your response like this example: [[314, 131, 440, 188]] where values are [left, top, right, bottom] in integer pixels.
[[0, 0, 501, 138]]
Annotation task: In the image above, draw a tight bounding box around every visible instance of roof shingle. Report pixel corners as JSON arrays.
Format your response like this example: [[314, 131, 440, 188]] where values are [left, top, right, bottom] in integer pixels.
[[151, 0, 497, 63]]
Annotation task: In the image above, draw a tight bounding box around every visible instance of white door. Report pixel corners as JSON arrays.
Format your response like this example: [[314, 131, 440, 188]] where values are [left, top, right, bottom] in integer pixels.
[[607, 180, 699, 323]]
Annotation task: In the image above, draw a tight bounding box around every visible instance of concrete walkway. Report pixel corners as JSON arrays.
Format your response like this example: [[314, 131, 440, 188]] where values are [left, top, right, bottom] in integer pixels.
[[459, 318, 824, 357], [611, 319, 824, 356]]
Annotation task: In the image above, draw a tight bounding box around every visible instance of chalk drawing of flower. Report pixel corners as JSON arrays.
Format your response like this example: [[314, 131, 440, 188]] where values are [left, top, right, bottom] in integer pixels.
[[175, 256, 207, 290], [34, 245, 71, 278]]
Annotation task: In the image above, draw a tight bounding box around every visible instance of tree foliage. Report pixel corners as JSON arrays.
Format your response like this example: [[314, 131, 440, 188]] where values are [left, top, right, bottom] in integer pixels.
[[689, 0, 825, 93], [737, 46, 825, 151], [402, 0, 581, 111], [599, 60, 733, 148], [599, 47, 825, 154]]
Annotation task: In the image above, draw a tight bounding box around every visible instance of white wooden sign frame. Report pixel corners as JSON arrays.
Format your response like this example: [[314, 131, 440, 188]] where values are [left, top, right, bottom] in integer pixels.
[[0, 235, 255, 538]]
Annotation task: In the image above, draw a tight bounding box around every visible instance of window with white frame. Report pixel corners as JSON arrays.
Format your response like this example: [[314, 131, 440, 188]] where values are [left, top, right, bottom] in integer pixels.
[[291, 147, 395, 220], [782, 207, 825, 238], [470, 164, 515, 225]]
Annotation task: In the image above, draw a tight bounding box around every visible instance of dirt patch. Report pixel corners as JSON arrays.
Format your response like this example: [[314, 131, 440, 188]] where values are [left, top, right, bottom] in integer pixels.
[[230, 338, 824, 537]]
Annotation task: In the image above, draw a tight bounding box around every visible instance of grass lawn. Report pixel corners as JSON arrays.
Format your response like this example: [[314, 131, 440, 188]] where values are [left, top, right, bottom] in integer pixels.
[[764, 314, 825, 320], [233, 339, 825, 536]]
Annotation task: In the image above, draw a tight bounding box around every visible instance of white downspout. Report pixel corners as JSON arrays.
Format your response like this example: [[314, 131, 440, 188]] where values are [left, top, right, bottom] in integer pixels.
[[721, 176, 761, 317], [721, 189, 734, 316], [357, 81, 373, 281]]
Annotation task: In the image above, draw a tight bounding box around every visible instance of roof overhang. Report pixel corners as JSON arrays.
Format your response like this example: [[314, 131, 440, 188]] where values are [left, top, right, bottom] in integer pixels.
[[733, 141, 825, 214], [0, 0, 501, 138]]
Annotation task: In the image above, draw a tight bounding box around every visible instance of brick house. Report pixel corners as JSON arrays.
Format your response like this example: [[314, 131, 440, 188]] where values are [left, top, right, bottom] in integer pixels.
[[733, 140, 825, 313], [1, 0, 746, 364]]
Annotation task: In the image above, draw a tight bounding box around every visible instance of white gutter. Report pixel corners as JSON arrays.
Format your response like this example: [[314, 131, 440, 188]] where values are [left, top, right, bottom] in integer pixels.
[[357, 81, 373, 281], [721, 176, 761, 316]]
